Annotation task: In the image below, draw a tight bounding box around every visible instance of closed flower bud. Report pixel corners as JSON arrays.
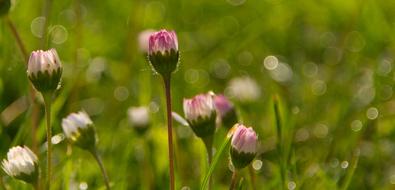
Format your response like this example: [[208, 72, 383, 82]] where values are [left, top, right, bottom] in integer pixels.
[[0, 0, 10, 16], [214, 94, 238, 129], [148, 29, 179, 77], [183, 92, 216, 138], [62, 111, 96, 150], [127, 106, 150, 134], [2, 146, 38, 184], [230, 124, 258, 169], [27, 49, 62, 93]]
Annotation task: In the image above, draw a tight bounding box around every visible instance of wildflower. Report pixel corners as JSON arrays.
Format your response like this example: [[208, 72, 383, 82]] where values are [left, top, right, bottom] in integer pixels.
[[226, 77, 260, 103], [2, 146, 39, 184], [148, 29, 179, 77], [230, 124, 258, 169], [27, 49, 62, 93], [62, 111, 96, 150], [127, 106, 150, 134], [183, 92, 217, 138]]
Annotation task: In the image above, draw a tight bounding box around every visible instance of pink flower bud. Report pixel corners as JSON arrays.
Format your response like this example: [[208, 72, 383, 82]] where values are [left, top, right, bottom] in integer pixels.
[[148, 29, 178, 55], [27, 49, 62, 93], [183, 92, 216, 138], [147, 29, 179, 77], [230, 124, 258, 169], [231, 124, 258, 154], [183, 92, 216, 124]]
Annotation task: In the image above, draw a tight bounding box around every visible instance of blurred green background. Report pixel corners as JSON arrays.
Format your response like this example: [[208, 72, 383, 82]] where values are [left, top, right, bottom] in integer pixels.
[[1, 0, 395, 189]]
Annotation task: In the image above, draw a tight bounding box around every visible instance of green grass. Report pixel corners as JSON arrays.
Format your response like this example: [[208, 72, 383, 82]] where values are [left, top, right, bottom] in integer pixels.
[[1, 0, 395, 189]]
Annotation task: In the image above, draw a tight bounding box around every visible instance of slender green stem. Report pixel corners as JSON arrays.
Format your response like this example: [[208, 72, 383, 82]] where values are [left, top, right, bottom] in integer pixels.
[[43, 93, 52, 190], [33, 180, 41, 190], [163, 76, 175, 190], [4, 15, 28, 61], [0, 176, 7, 190], [40, 0, 53, 48], [229, 171, 238, 190], [90, 148, 111, 190], [203, 136, 213, 190], [201, 135, 231, 190], [248, 165, 256, 190], [273, 96, 286, 190]]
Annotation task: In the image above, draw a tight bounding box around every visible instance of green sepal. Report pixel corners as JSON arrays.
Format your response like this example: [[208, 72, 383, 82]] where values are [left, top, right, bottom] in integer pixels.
[[133, 123, 150, 135], [14, 164, 39, 185], [28, 68, 62, 93], [188, 112, 216, 138], [0, 0, 11, 17], [68, 125, 97, 151], [230, 147, 255, 169], [148, 49, 179, 78]]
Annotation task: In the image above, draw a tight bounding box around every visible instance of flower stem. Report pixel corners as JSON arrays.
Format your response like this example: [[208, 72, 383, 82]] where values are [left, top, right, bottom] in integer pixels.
[[90, 148, 111, 190], [163, 76, 175, 190], [43, 93, 52, 190], [273, 96, 286, 190], [203, 136, 213, 190], [0, 176, 7, 190], [248, 165, 256, 190], [4, 15, 28, 61], [229, 171, 238, 190], [33, 180, 41, 190], [40, 0, 53, 48]]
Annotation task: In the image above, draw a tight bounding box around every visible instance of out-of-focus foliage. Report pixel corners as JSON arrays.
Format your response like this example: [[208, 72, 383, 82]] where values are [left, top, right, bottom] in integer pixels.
[[1, 0, 395, 189]]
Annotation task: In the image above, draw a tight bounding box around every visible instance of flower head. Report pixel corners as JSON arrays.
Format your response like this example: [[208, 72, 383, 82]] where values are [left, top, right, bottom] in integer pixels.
[[230, 124, 258, 169], [214, 94, 238, 128], [138, 29, 155, 53], [2, 146, 38, 184], [183, 92, 216, 138], [127, 106, 150, 134], [147, 29, 179, 77], [62, 111, 96, 150], [148, 30, 178, 55], [226, 76, 260, 103], [27, 49, 62, 93]]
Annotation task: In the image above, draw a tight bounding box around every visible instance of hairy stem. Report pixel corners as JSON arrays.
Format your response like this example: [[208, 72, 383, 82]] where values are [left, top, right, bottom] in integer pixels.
[[43, 93, 52, 190], [163, 76, 175, 190], [229, 171, 238, 190], [248, 165, 256, 190], [91, 148, 111, 190]]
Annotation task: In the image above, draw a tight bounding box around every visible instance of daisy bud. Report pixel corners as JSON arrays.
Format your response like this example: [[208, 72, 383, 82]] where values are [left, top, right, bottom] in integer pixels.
[[214, 94, 238, 129], [230, 124, 258, 169], [0, 0, 10, 16], [183, 92, 216, 138], [27, 49, 62, 93], [2, 146, 39, 184], [148, 29, 179, 77], [62, 111, 96, 150], [127, 106, 150, 134]]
